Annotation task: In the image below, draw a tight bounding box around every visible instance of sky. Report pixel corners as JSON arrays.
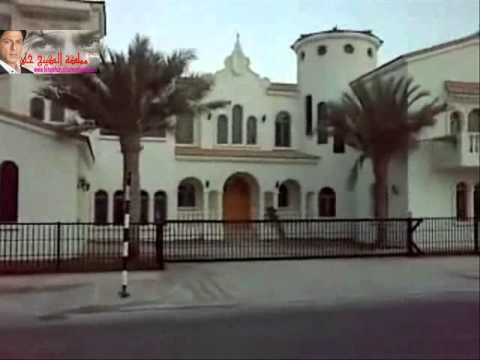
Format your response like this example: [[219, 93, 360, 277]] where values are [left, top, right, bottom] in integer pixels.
[[105, 0, 480, 83]]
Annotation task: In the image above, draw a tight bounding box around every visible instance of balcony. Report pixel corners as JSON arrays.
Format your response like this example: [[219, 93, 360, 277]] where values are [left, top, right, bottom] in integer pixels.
[[433, 132, 480, 170]]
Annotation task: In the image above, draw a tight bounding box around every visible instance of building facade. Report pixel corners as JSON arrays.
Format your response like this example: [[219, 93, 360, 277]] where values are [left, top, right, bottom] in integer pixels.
[[0, 2, 478, 224]]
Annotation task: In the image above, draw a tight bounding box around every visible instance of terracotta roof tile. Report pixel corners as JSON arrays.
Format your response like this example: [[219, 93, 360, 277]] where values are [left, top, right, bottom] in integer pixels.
[[445, 81, 480, 95], [175, 147, 319, 160]]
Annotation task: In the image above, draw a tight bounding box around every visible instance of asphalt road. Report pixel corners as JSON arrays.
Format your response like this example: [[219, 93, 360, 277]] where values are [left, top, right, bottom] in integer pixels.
[[0, 294, 478, 359]]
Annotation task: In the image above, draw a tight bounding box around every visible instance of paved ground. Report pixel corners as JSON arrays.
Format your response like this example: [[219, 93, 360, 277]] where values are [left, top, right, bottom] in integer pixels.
[[0, 294, 478, 359], [0, 256, 478, 326]]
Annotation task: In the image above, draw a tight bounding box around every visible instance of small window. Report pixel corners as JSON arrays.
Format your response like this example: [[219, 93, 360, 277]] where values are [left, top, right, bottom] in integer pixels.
[[154, 191, 168, 223], [317, 102, 328, 144], [456, 182, 468, 220], [344, 44, 354, 54], [0, 161, 19, 222], [300, 51, 305, 60], [232, 105, 243, 144], [278, 184, 289, 208], [175, 114, 194, 144], [318, 187, 336, 217], [317, 45, 327, 56], [217, 115, 228, 144], [275, 111, 291, 147], [333, 133, 345, 153], [450, 112, 462, 134], [247, 116, 257, 145], [367, 48, 374, 58], [141, 190, 149, 224], [94, 190, 108, 224], [178, 183, 196, 207], [30, 97, 45, 120], [468, 109, 480, 132], [50, 101, 65, 122], [113, 191, 124, 225], [305, 95, 313, 135]]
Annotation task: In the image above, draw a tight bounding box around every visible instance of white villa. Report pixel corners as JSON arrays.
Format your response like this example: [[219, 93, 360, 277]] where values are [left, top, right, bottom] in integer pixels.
[[0, 1, 479, 226]]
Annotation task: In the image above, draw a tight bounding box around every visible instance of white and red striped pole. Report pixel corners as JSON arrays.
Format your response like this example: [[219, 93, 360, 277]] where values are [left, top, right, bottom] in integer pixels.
[[119, 172, 132, 298]]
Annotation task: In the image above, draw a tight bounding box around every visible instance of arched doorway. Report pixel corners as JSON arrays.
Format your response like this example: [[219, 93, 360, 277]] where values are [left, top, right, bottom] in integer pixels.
[[223, 177, 251, 221]]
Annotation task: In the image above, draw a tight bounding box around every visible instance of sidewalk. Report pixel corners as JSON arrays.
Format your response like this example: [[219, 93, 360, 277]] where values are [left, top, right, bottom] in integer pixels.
[[0, 256, 478, 323]]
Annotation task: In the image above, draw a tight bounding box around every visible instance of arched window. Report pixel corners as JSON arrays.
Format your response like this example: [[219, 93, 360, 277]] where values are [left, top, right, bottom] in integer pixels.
[[113, 190, 124, 225], [275, 111, 291, 147], [176, 114, 194, 144], [247, 116, 257, 145], [178, 182, 196, 207], [141, 190, 149, 224], [468, 109, 480, 132], [450, 112, 463, 134], [30, 97, 45, 121], [217, 115, 228, 144], [94, 190, 108, 224], [318, 187, 336, 217], [50, 101, 65, 123], [232, 105, 243, 144], [154, 191, 168, 223], [0, 161, 19, 222], [456, 182, 468, 220], [278, 184, 289, 208], [474, 183, 480, 221], [317, 102, 328, 144]]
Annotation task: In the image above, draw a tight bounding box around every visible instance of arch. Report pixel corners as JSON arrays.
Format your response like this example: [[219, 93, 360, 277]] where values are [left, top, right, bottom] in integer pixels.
[[178, 177, 203, 208], [246, 116, 257, 145], [317, 102, 328, 144], [456, 182, 468, 220], [232, 105, 243, 144], [141, 190, 149, 224], [94, 190, 108, 224], [217, 115, 228, 144], [275, 111, 291, 147], [449, 111, 463, 134], [278, 179, 301, 218], [50, 101, 65, 122], [0, 161, 19, 222], [467, 109, 480, 132], [223, 172, 260, 221], [30, 97, 45, 121], [318, 187, 336, 217], [154, 191, 168, 223]]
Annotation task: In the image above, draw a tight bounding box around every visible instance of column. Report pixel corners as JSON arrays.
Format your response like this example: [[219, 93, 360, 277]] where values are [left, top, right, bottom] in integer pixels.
[[203, 191, 209, 220], [217, 191, 223, 220], [258, 190, 265, 220]]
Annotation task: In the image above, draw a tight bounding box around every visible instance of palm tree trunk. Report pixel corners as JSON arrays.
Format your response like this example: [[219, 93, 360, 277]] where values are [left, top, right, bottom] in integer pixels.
[[373, 156, 390, 246], [120, 133, 142, 259]]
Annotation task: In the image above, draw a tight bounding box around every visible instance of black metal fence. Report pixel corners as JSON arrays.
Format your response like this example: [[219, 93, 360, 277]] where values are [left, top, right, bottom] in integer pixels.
[[0, 217, 478, 274]]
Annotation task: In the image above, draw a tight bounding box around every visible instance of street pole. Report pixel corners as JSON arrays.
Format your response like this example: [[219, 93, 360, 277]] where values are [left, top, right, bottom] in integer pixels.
[[119, 172, 132, 298]]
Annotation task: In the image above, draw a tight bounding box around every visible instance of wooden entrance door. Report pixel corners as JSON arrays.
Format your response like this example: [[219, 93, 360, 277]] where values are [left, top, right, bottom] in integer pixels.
[[223, 178, 251, 221]]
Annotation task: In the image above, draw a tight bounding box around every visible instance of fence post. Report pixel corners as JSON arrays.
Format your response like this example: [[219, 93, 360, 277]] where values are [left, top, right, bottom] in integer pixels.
[[156, 222, 165, 270], [407, 214, 413, 256], [56, 222, 61, 271]]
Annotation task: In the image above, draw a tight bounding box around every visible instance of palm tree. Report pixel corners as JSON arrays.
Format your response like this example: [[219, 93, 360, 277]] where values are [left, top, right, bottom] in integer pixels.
[[36, 34, 226, 257], [327, 76, 447, 243]]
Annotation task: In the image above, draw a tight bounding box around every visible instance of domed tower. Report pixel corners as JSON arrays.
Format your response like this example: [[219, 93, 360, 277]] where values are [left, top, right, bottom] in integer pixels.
[[292, 27, 383, 100]]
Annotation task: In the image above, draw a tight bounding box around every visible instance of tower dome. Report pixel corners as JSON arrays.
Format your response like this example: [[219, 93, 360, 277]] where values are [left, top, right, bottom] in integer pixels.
[[292, 27, 383, 100]]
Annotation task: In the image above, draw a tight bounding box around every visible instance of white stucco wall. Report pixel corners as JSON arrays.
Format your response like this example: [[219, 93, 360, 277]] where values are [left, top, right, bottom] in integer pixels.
[[0, 116, 91, 222]]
